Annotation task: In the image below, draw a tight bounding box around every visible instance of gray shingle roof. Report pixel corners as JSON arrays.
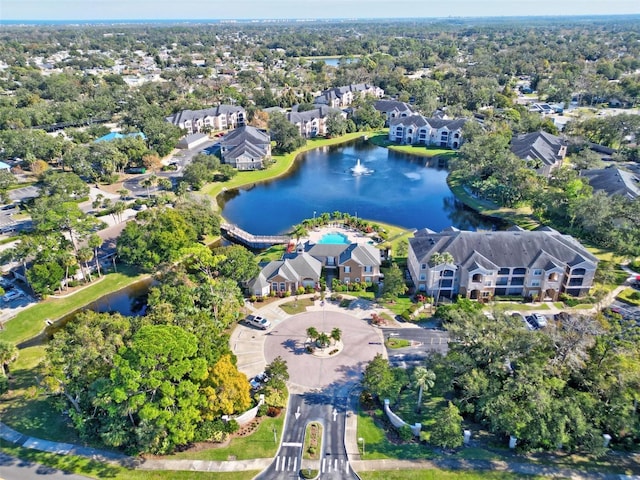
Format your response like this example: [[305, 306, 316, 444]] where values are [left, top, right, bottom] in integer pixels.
[[581, 167, 640, 200], [166, 104, 245, 125], [410, 229, 597, 271], [374, 100, 414, 115], [338, 243, 381, 266], [389, 115, 466, 131], [510, 131, 566, 167]]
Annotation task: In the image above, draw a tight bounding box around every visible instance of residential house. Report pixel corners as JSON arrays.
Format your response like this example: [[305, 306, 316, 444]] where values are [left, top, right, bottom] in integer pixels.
[[388, 115, 466, 149], [510, 131, 567, 177], [407, 226, 598, 301], [177, 132, 209, 150], [165, 105, 246, 134], [300, 241, 382, 285], [581, 166, 640, 200], [220, 125, 271, 170], [373, 100, 414, 126], [248, 253, 322, 297], [249, 238, 382, 296], [314, 83, 384, 108], [287, 105, 346, 138]]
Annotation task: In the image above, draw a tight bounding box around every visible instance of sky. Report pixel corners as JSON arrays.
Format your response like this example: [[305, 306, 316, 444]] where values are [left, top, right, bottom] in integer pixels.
[[1, 0, 639, 21]]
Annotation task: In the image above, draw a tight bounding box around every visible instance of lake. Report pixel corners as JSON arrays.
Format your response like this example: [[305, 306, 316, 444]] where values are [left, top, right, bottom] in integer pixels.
[[219, 139, 504, 235]]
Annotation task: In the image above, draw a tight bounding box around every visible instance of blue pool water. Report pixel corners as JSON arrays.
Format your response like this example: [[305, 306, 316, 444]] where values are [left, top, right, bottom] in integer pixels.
[[317, 232, 350, 244]]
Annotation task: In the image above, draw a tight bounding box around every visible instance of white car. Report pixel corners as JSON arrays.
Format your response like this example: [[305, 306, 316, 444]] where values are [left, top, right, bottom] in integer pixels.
[[245, 315, 271, 330], [532, 313, 548, 328]]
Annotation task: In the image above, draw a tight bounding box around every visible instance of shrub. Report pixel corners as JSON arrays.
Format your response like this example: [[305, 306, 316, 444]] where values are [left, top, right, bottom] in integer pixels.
[[400, 310, 412, 321], [250, 295, 257, 302], [398, 424, 413, 442], [296, 287, 305, 295], [300, 469, 319, 479], [194, 419, 229, 442], [329, 349, 339, 355], [257, 404, 269, 417], [225, 419, 240, 434]]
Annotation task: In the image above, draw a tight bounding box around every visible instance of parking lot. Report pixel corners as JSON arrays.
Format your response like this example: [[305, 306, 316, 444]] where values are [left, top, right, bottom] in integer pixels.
[[0, 277, 35, 327]]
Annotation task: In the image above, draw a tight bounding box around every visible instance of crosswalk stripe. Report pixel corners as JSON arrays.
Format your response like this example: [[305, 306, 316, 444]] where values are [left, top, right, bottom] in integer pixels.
[[293, 457, 297, 471], [287, 456, 291, 471], [345, 461, 350, 473], [321, 458, 326, 472], [275, 456, 280, 471], [334, 458, 338, 471]]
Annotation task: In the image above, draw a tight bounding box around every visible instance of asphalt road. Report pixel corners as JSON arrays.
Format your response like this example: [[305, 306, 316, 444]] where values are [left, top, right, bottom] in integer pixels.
[[257, 393, 356, 479], [0, 452, 92, 480], [383, 326, 449, 367]]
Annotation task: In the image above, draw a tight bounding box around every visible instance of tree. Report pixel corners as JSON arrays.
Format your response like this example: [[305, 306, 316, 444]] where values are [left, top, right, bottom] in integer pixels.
[[0, 340, 18, 377], [306, 327, 319, 341], [362, 353, 406, 402], [430, 402, 464, 449], [88, 234, 103, 278], [326, 111, 348, 137], [269, 111, 306, 154], [212, 245, 259, 284], [413, 366, 436, 412], [97, 324, 208, 454], [201, 354, 252, 419], [264, 356, 289, 387], [0, 170, 14, 204], [330, 327, 342, 343], [381, 262, 407, 300], [141, 174, 158, 198]]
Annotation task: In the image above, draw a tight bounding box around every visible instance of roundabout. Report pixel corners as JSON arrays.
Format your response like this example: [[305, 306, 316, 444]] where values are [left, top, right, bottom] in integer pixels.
[[262, 307, 384, 393]]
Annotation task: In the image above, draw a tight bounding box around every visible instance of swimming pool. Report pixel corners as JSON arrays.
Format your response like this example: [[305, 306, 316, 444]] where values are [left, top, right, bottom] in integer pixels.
[[317, 232, 350, 244]]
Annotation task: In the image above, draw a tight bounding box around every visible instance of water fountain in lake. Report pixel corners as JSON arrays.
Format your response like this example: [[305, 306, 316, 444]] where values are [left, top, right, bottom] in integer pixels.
[[350, 158, 373, 175]]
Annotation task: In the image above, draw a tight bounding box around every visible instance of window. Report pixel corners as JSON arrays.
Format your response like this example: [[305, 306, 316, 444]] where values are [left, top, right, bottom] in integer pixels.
[[421, 263, 427, 270], [272, 282, 278, 291], [513, 268, 526, 275], [484, 280, 492, 287], [482, 291, 491, 298], [496, 277, 508, 286], [498, 268, 510, 275], [440, 279, 453, 288], [442, 269, 454, 277], [420, 274, 426, 281], [365, 276, 372, 283], [531, 280, 540, 287], [355, 278, 360, 283], [472, 273, 483, 283], [573, 268, 586, 276], [344, 266, 351, 273], [279, 283, 286, 291], [364, 266, 373, 273], [533, 269, 542, 276], [569, 278, 583, 287], [510, 277, 525, 286], [548, 272, 559, 282]]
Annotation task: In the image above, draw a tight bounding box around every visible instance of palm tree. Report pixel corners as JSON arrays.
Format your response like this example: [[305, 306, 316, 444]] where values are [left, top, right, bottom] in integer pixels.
[[88, 234, 103, 278], [306, 327, 319, 341], [413, 366, 436, 412], [291, 224, 308, 242], [317, 332, 330, 349], [331, 328, 342, 344], [77, 247, 94, 283], [429, 252, 455, 305], [141, 174, 158, 198]]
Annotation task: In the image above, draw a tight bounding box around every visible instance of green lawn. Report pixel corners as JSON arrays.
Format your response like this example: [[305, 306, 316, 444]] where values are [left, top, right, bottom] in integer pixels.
[[616, 288, 640, 306], [447, 172, 539, 230], [0, 441, 258, 480], [489, 302, 550, 313], [356, 408, 432, 460], [385, 338, 410, 349], [0, 266, 146, 345], [255, 244, 287, 262], [280, 297, 315, 314], [167, 414, 284, 461], [367, 133, 458, 159], [0, 345, 82, 443], [359, 471, 546, 480], [382, 295, 414, 315]]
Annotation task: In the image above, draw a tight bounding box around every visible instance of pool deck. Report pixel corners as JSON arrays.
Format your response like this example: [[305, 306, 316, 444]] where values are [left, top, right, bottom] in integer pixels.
[[305, 225, 377, 245]]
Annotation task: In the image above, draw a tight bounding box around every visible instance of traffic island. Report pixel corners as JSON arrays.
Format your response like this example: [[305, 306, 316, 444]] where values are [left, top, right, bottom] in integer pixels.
[[300, 421, 322, 479]]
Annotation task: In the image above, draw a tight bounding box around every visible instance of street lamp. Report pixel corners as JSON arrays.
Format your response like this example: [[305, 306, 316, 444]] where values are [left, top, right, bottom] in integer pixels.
[[358, 437, 365, 457], [313, 210, 316, 223]]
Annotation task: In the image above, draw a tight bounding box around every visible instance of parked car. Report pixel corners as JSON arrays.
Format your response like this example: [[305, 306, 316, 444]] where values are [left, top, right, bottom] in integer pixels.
[[250, 372, 269, 390], [245, 315, 271, 330], [532, 313, 548, 328], [524, 315, 538, 330]]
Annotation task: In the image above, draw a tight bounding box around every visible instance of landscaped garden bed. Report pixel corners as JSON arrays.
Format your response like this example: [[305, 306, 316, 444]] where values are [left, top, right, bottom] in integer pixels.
[[303, 422, 322, 460]]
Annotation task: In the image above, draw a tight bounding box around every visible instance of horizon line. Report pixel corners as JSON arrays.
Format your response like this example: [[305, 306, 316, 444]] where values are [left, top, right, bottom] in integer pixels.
[[2, 13, 639, 24]]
